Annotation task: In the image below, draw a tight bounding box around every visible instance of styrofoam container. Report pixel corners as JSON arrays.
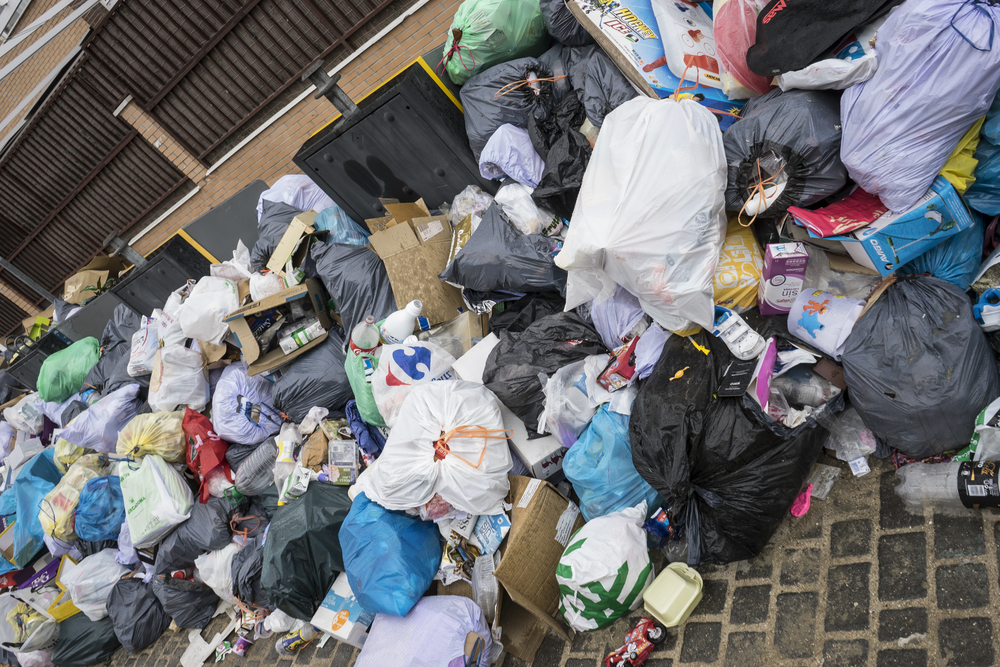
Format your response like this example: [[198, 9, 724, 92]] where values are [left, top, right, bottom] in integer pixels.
[[642, 562, 704, 627]]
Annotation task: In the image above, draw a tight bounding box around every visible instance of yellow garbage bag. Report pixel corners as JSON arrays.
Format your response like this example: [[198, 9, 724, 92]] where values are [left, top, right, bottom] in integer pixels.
[[53, 437, 90, 475], [39, 454, 106, 542], [116, 411, 185, 462], [940, 116, 986, 194]]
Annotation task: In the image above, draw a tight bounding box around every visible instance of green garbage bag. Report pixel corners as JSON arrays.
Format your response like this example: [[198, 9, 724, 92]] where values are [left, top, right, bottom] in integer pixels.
[[37, 337, 100, 403], [344, 352, 386, 428], [260, 483, 352, 620], [441, 0, 548, 86]]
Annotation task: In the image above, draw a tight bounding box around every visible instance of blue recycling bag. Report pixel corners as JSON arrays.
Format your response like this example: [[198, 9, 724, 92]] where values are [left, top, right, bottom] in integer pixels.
[[13, 448, 61, 566], [339, 492, 441, 617], [563, 405, 662, 521], [75, 476, 125, 542], [314, 204, 369, 245], [967, 91, 1000, 216], [898, 211, 985, 290]]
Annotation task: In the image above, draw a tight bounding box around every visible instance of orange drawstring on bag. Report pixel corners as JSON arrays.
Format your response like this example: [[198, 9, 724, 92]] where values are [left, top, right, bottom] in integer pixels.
[[433, 425, 512, 468], [737, 158, 786, 228], [494, 74, 568, 98]]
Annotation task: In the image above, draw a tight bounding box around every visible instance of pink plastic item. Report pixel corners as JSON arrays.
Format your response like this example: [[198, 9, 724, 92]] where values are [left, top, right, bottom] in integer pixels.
[[787, 188, 888, 238], [790, 484, 813, 517], [715, 0, 773, 96]]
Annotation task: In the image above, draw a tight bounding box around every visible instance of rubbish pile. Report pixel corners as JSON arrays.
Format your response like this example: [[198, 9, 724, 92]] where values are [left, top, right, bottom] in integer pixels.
[[3, 0, 1000, 665]]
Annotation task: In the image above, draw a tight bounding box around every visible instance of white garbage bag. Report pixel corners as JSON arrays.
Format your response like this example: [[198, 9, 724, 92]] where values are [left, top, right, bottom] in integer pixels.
[[127, 315, 159, 377], [4, 393, 44, 434], [555, 97, 728, 331], [0, 593, 58, 653], [556, 502, 654, 632], [210, 240, 253, 282], [249, 271, 284, 302], [256, 175, 335, 221], [119, 455, 194, 549], [370, 341, 457, 428], [176, 276, 239, 346], [194, 539, 243, 604], [59, 384, 141, 454], [357, 381, 512, 516], [148, 345, 209, 413], [61, 549, 130, 621], [211, 363, 281, 445], [158, 281, 194, 347]]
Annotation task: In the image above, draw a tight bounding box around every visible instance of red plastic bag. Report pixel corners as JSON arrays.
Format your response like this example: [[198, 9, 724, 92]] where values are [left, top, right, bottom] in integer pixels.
[[715, 0, 773, 97], [183, 407, 232, 503]]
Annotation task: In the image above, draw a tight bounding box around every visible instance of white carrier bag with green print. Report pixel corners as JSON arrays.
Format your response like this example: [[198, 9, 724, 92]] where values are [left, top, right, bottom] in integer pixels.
[[556, 502, 655, 632]]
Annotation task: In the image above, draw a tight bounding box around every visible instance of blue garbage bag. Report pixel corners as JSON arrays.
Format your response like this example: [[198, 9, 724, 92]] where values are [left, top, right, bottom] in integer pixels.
[[314, 204, 368, 245], [339, 492, 441, 617], [0, 488, 16, 518], [13, 449, 61, 566], [967, 91, 1000, 216], [75, 476, 125, 542], [563, 406, 662, 521], [898, 211, 985, 290]]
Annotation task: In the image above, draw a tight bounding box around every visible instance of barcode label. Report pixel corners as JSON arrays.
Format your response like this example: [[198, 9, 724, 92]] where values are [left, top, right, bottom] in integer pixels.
[[967, 485, 987, 497]]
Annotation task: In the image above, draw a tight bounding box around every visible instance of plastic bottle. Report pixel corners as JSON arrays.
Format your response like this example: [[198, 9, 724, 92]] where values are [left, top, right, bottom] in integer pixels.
[[279, 317, 325, 354], [234, 438, 278, 497], [273, 423, 301, 489], [380, 300, 423, 344], [771, 368, 840, 408], [349, 316, 381, 356], [895, 462, 964, 509], [274, 624, 318, 655]]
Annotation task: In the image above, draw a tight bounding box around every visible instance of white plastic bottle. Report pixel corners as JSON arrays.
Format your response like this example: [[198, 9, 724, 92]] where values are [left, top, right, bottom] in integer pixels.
[[895, 462, 964, 509], [350, 315, 381, 356], [380, 300, 423, 344], [272, 423, 301, 489]]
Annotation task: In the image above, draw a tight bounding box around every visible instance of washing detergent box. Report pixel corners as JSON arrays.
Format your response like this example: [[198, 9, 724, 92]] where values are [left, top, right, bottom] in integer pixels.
[[568, 0, 743, 129], [311, 572, 375, 649], [816, 176, 975, 276], [758, 243, 809, 315]]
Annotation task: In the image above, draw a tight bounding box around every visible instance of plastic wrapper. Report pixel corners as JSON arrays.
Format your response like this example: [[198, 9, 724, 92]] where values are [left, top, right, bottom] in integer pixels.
[[369, 341, 457, 428], [556, 97, 727, 332], [0, 594, 57, 653], [494, 182, 561, 236], [39, 454, 105, 542], [840, 0, 1000, 212], [714, 0, 772, 98], [117, 411, 185, 461], [539, 359, 598, 447], [358, 381, 512, 516], [842, 276, 1000, 458], [4, 394, 44, 435], [556, 503, 653, 631]]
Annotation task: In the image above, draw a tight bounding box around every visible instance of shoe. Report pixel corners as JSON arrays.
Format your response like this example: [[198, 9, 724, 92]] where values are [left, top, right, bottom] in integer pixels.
[[711, 306, 766, 360]]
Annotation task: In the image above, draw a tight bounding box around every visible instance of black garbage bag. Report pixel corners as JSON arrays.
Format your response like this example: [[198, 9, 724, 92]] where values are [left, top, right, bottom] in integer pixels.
[[151, 575, 218, 629], [232, 533, 271, 610], [488, 292, 565, 333], [260, 483, 352, 620], [0, 647, 19, 666], [747, 0, 904, 76], [0, 371, 23, 406], [842, 275, 1000, 458], [540, 0, 594, 46], [251, 201, 320, 276], [74, 539, 119, 559], [629, 329, 843, 565], [225, 439, 266, 472], [528, 93, 592, 219], [107, 578, 171, 651], [154, 496, 241, 575], [255, 484, 281, 520], [584, 50, 639, 127], [50, 614, 120, 666], [310, 241, 396, 337], [86, 304, 140, 394], [461, 58, 555, 161], [271, 329, 351, 423], [439, 200, 566, 296], [483, 311, 606, 435], [537, 43, 597, 105], [58, 400, 87, 427], [723, 89, 846, 218]]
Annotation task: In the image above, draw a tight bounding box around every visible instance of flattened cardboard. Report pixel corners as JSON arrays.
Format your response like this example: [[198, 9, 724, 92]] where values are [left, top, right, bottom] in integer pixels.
[[368, 202, 465, 327], [266, 210, 320, 275], [223, 278, 332, 376], [364, 216, 396, 235], [494, 476, 584, 647], [814, 358, 847, 391], [0, 522, 15, 563]]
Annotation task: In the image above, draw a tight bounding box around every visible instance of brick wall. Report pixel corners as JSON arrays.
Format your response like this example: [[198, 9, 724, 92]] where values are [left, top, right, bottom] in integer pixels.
[[130, 0, 462, 256], [120, 101, 207, 182]]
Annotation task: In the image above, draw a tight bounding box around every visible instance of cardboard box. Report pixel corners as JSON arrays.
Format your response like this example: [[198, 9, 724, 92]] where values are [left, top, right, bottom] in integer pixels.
[[62, 257, 127, 305], [452, 334, 566, 479], [266, 210, 322, 276], [0, 522, 15, 562], [423, 310, 489, 356], [567, 0, 743, 127], [311, 572, 375, 649], [494, 476, 584, 659], [758, 243, 809, 315], [813, 176, 975, 276], [367, 200, 465, 327], [223, 279, 332, 376]]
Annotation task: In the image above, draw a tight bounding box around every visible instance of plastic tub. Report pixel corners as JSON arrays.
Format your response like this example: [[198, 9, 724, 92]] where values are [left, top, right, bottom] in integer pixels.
[[642, 562, 704, 627]]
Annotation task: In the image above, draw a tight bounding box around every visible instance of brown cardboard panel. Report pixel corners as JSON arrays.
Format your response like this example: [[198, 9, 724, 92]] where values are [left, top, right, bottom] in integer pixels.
[[365, 216, 396, 235], [266, 211, 319, 275], [814, 358, 847, 390], [828, 253, 880, 276], [499, 590, 547, 663], [63, 270, 109, 305]]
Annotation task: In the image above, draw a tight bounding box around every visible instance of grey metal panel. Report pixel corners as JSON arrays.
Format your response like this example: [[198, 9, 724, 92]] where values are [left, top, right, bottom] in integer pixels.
[[182, 180, 267, 261]]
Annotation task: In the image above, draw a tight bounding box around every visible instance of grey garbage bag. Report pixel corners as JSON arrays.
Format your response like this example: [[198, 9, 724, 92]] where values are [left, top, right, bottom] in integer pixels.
[[232, 533, 271, 610], [584, 50, 639, 127], [271, 329, 352, 423], [50, 614, 120, 666], [537, 43, 597, 105], [439, 199, 566, 296], [310, 241, 396, 336], [151, 576, 218, 629], [251, 201, 317, 274], [106, 578, 171, 651], [540, 0, 594, 46], [842, 275, 1000, 458], [86, 304, 141, 395], [723, 88, 847, 218], [225, 439, 266, 472], [260, 483, 352, 620], [461, 58, 556, 161], [153, 496, 241, 575]]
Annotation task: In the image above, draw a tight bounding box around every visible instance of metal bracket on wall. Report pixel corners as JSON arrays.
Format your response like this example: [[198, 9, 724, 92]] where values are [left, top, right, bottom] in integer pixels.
[[302, 61, 359, 119], [104, 233, 148, 268], [0, 255, 56, 303]]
